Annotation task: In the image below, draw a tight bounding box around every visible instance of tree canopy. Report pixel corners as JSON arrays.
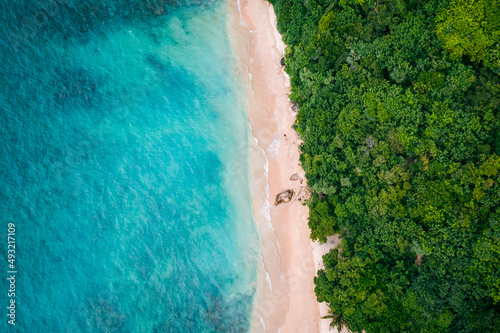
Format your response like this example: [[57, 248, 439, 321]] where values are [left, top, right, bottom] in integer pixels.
[[269, 0, 500, 331]]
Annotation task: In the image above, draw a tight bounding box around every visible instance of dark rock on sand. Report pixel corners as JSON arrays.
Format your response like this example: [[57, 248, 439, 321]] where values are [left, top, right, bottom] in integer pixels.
[[275, 190, 294, 206]]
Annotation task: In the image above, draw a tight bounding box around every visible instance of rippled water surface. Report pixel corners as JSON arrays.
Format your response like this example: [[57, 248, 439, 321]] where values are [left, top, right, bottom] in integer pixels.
[[0, 1, 258, 331]]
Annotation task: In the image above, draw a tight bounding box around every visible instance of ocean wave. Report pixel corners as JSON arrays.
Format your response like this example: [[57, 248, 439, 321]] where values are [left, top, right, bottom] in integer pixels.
[[236, 0, 247, 27], [260, 316, 266, 331], [265, 271, 273, 290]]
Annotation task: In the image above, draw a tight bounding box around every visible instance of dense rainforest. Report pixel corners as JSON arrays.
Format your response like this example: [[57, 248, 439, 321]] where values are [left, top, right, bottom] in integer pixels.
[[268, 0, 500, 332]]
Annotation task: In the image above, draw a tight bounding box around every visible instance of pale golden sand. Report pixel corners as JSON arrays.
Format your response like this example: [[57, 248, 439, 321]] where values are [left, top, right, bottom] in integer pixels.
[[227, 1, 346, 332]]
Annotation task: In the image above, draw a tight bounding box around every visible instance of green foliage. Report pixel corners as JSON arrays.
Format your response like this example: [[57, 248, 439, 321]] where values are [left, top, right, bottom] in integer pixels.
[[271, 0, 500, 331], [472, 215, 500, 303], [435, 0, 500, 71], [309, 194, 338, 243]]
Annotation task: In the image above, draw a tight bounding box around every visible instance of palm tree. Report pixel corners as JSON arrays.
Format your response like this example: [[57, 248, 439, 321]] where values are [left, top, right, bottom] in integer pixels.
[[322, 308, 351, 332]]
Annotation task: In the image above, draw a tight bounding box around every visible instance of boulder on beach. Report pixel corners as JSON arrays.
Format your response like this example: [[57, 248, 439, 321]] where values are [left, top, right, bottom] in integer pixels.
[[296, 187, 311, 202], [290, 173, 299, 181], [280, 57, 285, 66], [275, 189, 294, 205]]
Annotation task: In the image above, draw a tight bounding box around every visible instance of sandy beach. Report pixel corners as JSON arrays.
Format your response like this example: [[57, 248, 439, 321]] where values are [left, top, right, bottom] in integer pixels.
[[227, 0, 332, 332]]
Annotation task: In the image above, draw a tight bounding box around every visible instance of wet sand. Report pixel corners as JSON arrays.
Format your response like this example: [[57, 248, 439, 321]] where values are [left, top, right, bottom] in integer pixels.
[[228, 0, 324, 331]]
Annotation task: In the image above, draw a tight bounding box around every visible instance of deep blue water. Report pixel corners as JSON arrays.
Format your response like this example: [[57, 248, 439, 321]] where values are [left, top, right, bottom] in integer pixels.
[[0, 1, 259, 331]]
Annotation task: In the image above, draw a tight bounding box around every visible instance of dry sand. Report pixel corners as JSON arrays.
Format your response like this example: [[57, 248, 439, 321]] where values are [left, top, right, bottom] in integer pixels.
[[227, 1, 345, 332]]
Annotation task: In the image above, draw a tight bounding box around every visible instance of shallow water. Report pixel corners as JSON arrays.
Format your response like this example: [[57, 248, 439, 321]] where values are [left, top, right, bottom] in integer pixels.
[[0, 1, 258, 331]]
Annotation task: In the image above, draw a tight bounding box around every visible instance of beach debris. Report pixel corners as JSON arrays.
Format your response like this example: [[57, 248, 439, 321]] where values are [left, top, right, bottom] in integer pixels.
[[290, 173, 299, 181], [275, 189, 294, 206], [280, 57, 285, 66]]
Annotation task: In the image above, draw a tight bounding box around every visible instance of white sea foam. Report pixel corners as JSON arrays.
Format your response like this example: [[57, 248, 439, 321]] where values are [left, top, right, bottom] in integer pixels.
[[236, 0, 247, 27], [249, 123, 273, 230], [265, 271, 273, 290], [260, 157, 274, 230], [260, 201, 271, 223], [266, 131, 280, 158], [261, 316, 266, 330]]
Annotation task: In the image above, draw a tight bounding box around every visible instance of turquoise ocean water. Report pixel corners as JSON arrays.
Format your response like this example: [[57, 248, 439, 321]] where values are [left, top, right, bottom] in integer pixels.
[[0, 0, 259, 331]]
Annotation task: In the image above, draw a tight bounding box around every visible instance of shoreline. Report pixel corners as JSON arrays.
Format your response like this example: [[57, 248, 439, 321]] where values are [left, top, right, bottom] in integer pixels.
[[227, 0, 328, 331]]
